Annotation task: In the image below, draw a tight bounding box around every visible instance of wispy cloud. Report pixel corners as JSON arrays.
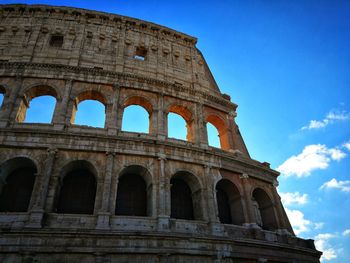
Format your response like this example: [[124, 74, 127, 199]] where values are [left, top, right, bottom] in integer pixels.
[[285, 208, 312, 235], [315, 233, 337, 261], [280, 192, 308, 205], [301, 110, 350, 130], [343, 229, 350, 237], [277, 144, 346, 177], [320, 178, 350, 193], [343, 141, 350, 151]]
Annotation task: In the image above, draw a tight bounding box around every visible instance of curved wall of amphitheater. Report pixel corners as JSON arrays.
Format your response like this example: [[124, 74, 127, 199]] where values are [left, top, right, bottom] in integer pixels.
[[0, 4, 320, 263]]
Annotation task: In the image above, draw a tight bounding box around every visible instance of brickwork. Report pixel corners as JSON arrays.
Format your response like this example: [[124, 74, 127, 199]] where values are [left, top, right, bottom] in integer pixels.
[[0, 4, 321, 263]]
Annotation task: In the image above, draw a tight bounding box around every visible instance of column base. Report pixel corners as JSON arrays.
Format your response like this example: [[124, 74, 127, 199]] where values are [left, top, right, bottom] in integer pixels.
[[96, 212, 111, 230], [25, 209, 44, 228], [157, 216, 170, 231]]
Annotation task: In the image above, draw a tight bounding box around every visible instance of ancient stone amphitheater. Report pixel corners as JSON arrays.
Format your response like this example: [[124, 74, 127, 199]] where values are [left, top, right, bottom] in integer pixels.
[[0, 4, 321, 263]]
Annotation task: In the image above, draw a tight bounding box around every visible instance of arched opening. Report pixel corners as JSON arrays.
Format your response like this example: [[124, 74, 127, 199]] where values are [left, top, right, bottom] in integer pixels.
[[252, 188, 278, 231], [16, 85, 58, 123], [71, 90, 106, 128], [206, 115, 230, 150], [168, 113, 187, 141], [0, 86, 5, 108], [74, 100, 105, 128], [216, 179, 244, 225], [122, 105, 150, 133], [121, 96, 153, 134], [25, 96, 56, 123], [170, 178, 194, 219], [207, 122, 220, 148], [170, 171, 203, 220], [56, 160, 97, 214], [0, 157, 37, 212], [168, 105, 194, 142], [115, 165, 152, 216]]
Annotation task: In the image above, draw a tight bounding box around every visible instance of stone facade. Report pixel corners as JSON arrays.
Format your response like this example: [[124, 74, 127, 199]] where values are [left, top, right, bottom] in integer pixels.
[[0, 4, 321, 263]]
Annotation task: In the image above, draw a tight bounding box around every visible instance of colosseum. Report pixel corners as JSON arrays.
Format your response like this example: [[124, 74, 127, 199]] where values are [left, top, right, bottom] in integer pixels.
[[0, 4, 321, 263]]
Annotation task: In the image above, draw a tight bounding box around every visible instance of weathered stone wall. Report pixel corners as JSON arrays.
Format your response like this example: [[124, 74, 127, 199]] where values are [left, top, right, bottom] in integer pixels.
[[0, 4, 321, 263]]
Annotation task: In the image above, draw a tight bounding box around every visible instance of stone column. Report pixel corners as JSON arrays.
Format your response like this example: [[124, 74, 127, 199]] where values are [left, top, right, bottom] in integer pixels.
[[52, 79, 73, 130], [157, 153, 170, 231], [270, 181, 293, 235], [106, 84, 120, 135], [157, 93, 166, 140], [205, 165, 222, 235], [26, 148, 57, 228], [197, 103, 209, 148], [240, 173, 258, 228], [96, 151, 115, 229], [1, 76, 24, 127]]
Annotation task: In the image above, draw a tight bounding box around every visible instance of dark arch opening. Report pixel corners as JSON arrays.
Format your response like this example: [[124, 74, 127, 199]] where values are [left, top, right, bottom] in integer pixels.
[[252, 188, 278, 231], [0, 157, 37, 212], [170, 177, 194, 220], [216, 179, 244, 225], [115, 173, 147, 216], [115, 165, 151, 217], [56, 161, 97, 214]]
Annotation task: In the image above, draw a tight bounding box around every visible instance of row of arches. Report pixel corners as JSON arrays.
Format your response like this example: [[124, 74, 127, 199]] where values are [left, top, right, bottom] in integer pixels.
[[0, 84, 231, 149], [0, 157, 279, 231]]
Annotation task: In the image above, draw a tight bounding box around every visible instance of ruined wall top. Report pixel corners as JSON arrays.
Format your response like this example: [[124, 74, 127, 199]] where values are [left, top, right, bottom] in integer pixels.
[[0, 4, 230, 101]]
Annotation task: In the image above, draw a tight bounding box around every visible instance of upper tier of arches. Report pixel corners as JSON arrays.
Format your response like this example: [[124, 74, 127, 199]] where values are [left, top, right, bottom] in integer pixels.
[[0, 81, 248, 155]]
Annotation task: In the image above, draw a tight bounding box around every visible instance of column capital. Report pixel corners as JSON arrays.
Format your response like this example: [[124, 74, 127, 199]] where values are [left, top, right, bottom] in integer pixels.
[[106, 151, 116, 156], [158, 153, 167, 161], [240, 173, 249, 179], [47, 147, 58, 156]]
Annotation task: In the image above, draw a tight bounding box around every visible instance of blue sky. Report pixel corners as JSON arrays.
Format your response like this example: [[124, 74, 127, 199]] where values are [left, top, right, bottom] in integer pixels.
[[1, 0, 350, 261]]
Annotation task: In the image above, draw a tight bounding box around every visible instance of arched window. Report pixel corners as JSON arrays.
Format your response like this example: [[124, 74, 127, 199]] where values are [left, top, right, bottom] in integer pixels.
[[0, 86, 5, 108], [0, 157, 37, 212], [71, 90, 106, 128], [121, 96, 153, 134], [216, 179, 244, 225], [16, 86, 58, 123], [207, 122, 220, 148], [25, 95, 56, 123], [206, 115, 230, 150], [74, 100, 105, 128], [252, 188, 278, 231], [122, 105, 149, 133], [167, 105, 194, 142], [170, 178, 194, 220], [56, 161, 97, 214], [170, 171, 203, 220], [115, 165, 152, 216]]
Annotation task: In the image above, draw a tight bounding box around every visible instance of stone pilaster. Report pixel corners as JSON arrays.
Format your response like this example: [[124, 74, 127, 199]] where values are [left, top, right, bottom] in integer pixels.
[[26, 148, 57, 228], [96, 151, 115, 229], [106, 84, 120, 135], [52, 79, 73, 130], [157, 93, 166, 140], [157, 153, 170, 231], [240, 173, 258, 228]]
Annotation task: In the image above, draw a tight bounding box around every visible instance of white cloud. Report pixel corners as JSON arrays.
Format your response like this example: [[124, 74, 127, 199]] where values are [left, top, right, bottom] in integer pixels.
[[320, 178, 350, 193], [342, 229, 350, 236], [277, 144, 346, 177], [343, 141, 350, 151], [280, 192, 308, 205], [301, 110, 349, 130], [315, 222, 325, 230], [285, 208, 312, 235], [315, 233, 337, 261]]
